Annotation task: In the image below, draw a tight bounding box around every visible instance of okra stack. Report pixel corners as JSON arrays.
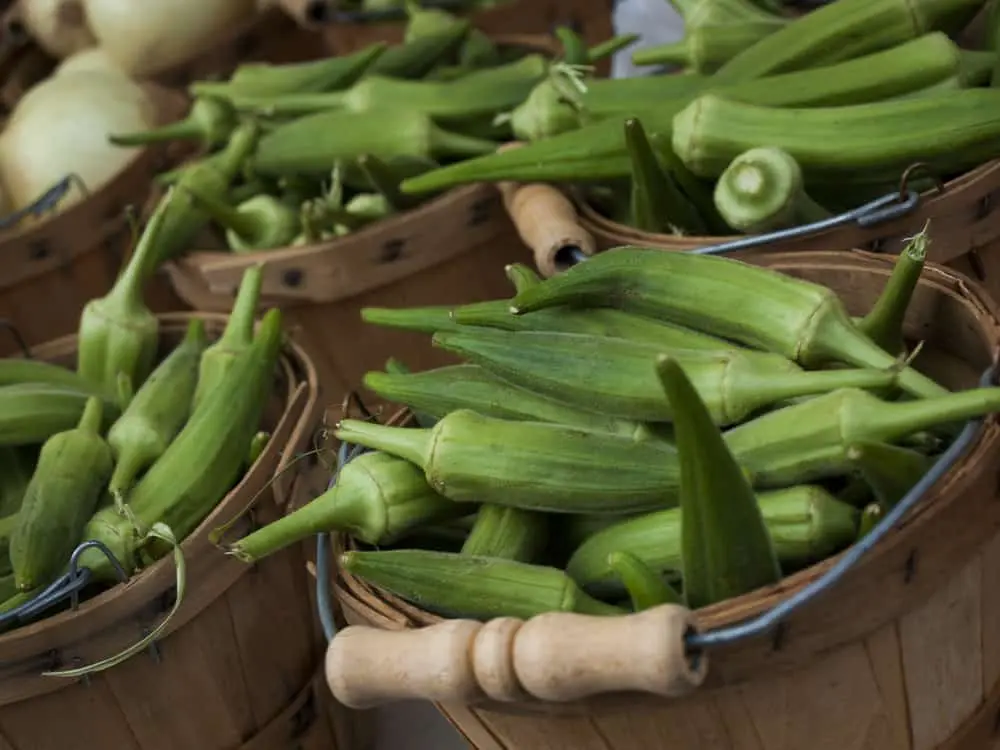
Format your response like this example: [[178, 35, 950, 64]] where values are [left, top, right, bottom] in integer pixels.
[[0, 199, 291, 630], [394, 0, 1000, 237], [105, 9, 633, 261], [234, 233, 1000, 622]]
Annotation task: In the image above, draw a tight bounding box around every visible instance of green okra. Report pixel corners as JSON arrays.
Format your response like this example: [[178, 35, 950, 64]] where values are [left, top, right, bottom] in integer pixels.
[[230, 451, 469, 562], [0, 447, 30, 517], [856, 502, 885, 540], [856, 228, 928, 355], [509, 247, 947, 400], [228, 56, 548, 124], [369, 23, 473, 79], [723, 386, 1000, 487], [504, 263, 542, 294], [356, 153, 422, 211], [656, 356, 781, 608], [362, 364, 645, 437], [341, 548, 625, 619], [336, 410, 681, 514], [251, 109, 498, 178], [711, 0, 984, 83], [607, 550, 683, 610], [625, 117, 707, 235], [190, 43, 389, 99], [110, 96, 237, 149], [399, 33, 975, 193], [460, 504, 549, 563], [847, 440, 933, 511], [434, 328, 901, 426], [567, 485, 859, 595], [380, 359, 437, 428]]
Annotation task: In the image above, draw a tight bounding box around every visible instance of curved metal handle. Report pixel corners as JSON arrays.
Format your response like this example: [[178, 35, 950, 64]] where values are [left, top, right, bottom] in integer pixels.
[[325, 605, 706, 708]]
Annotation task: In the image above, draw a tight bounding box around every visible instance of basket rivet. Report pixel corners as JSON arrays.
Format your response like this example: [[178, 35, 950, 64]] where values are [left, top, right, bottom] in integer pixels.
[[380, 239, 405, 263], [282, 269, 304, 288], [903, 550, 918, 584], [977, 194, 993, 221], [27, 240, 51, 261], [468, 198, 493, 227]]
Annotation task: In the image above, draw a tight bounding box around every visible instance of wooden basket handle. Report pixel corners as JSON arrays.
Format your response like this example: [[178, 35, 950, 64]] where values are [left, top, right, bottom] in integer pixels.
[[325, 604, 707, 708], [495, 142, 596, 277]]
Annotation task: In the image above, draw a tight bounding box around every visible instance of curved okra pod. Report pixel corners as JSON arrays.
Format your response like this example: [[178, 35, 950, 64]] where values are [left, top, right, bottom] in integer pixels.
[[433, 328, 902, 426], [846, 440, 933, 511], [654, 356, 781, 608], [459, 505, 549, 563], [607, 551, 683, 611], [508, 247, 948, 399]]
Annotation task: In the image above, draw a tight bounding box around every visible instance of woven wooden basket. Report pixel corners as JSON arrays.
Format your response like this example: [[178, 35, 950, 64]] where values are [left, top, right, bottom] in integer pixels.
[[331, 251, 1000, 750], [0, 312, 367, 750]]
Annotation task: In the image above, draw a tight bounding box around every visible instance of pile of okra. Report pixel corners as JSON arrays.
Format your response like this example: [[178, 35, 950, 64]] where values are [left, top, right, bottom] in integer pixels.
[[234, 229, 1000, 619], [391, 0, 1000, 238], [112, 6, 634, 257], [0, 196, 280, 624]]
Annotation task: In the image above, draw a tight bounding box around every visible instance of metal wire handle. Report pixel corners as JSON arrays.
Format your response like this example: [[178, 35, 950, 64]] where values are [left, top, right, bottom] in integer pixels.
[[0, 174, 83, 231]]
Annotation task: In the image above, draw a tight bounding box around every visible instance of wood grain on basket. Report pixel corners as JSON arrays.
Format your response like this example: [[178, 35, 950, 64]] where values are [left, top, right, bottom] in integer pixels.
[[326, 251, 1000, 750]]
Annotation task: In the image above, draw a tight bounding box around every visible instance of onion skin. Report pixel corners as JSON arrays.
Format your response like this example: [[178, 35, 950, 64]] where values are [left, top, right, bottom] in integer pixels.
[[82, 0, 259, 79], [21, 0, 97, 59]]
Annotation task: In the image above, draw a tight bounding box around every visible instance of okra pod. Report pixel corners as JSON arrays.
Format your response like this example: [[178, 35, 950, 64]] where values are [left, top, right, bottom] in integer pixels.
[[607, 551, 682, 610], [0, 447, 30, 517], [341, 549, 625, 619], [509, 247, 947, 399], [110, 96, 237, 149], [363, 364, 645, 436], [857, 502, 884, 540], [230, 451, 468, 562], [567, 485, 859, 595], [335, 410, 681, 514], [724, 386, 1000, 487], [856, 228, 927, 355], [368, 23, 472, 79], [460, 504, 549, 563], [847, 440, 933, 511], [434, 328, 901, 426], [657, 356, 780, 608]]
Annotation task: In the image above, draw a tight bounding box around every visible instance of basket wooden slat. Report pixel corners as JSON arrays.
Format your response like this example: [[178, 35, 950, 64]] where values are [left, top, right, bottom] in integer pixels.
[[332, 251, 1000, 750], [0, 313, 368, 750]]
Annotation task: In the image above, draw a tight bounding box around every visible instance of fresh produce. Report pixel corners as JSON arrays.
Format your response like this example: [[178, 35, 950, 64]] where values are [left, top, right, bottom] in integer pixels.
[[20, 0, 97, 59], [238, 236, 990, 622]]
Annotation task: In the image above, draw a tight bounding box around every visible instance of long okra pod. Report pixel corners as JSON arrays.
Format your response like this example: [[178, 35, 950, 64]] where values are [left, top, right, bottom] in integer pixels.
[[567, 486, 858, 594], [368, 24, 472, 79], [656, 356, 781, 608], [363, 365, 644, 437], [230, 452, 469, 562], [509, 247, 947, 399], [434, 329, 901, 426], [107, 319, 207, 504], [341, 549, 625, 619], [724, 386, 1000, 487], [336, 410, 681, 514], [856, 229, 928, 355], [110, 97, 237, 149]]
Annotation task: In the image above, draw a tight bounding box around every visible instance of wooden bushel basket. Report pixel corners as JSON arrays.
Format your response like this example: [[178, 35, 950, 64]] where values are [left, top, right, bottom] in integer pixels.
[[332, 251, 1000, 750], [0, 313, 364, 750], [165, 181, 534, 412], [279, 0, 614, 60]]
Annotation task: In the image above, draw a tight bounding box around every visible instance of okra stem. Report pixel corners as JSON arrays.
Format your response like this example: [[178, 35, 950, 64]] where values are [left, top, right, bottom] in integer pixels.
[[856, 227, 927, 355], [362, 305, 460, 334], [607, 550, 682, 610], [109, 97, 237, 148], [335, 420, 432, 469], [847, 440, 933, 510], [587, 34, 640, 63]]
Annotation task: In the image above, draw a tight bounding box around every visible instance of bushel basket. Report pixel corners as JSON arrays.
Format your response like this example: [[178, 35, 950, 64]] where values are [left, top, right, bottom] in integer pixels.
[[0, 313, 355, 750], [330, 250, 1000, 750]]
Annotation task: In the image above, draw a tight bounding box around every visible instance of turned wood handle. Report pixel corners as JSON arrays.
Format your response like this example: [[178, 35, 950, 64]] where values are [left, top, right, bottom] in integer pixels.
[[325, 605, 707, 708], [513, 605, 707, 702], [496, 142, 595, 277]]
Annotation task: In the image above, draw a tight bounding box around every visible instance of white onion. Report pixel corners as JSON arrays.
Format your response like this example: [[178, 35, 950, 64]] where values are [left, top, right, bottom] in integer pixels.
[[20, 0, 97, 59], [82, 0, 259, 79], [55, 46, 132, 83], [0, 71, 158, 219]]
